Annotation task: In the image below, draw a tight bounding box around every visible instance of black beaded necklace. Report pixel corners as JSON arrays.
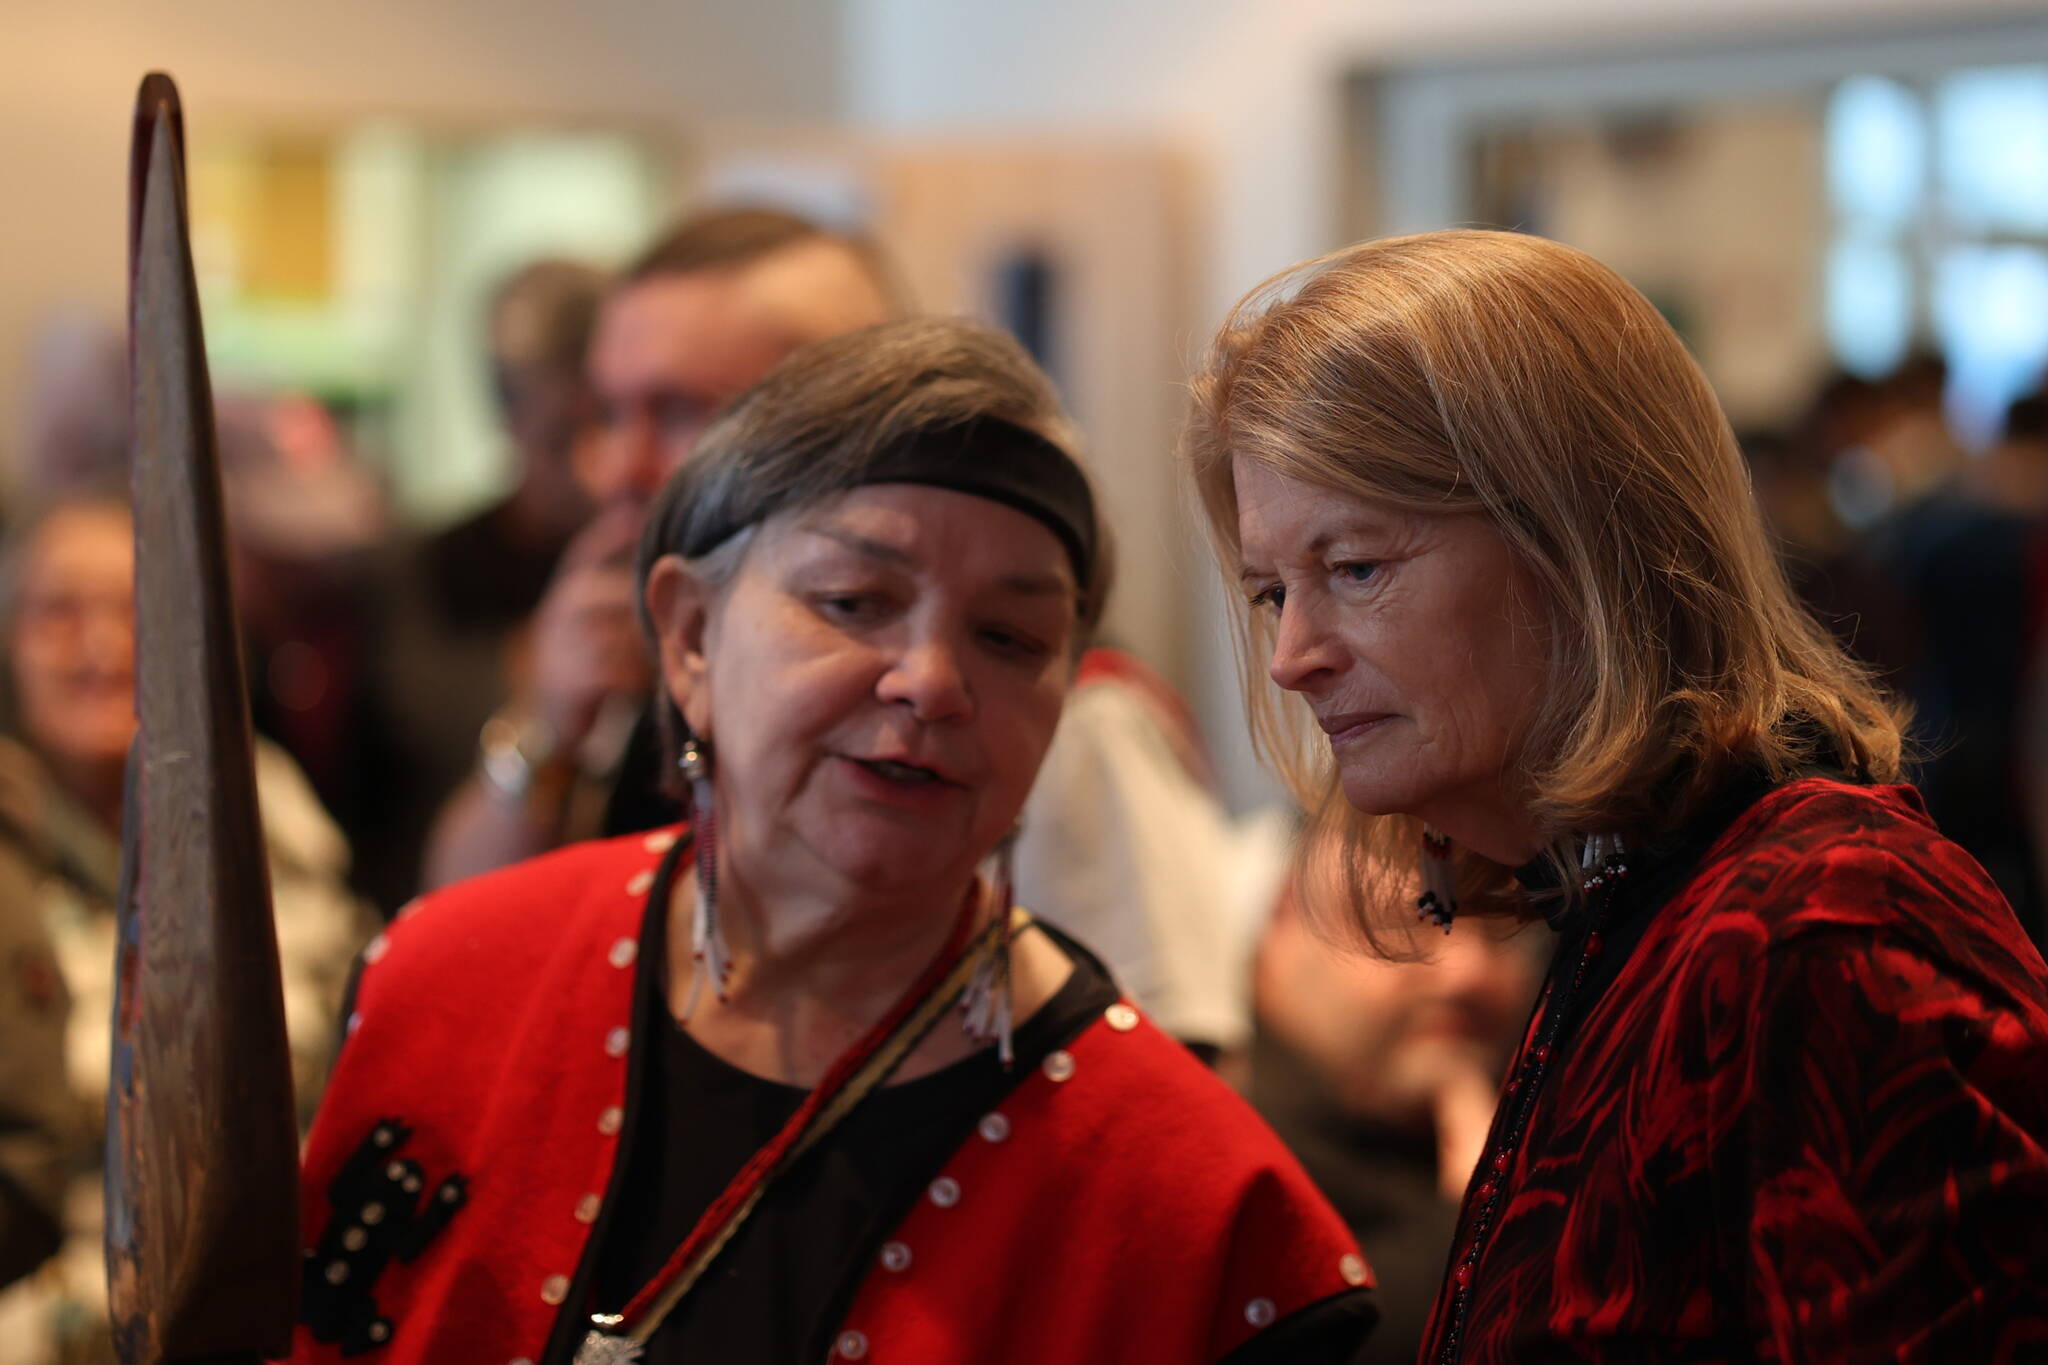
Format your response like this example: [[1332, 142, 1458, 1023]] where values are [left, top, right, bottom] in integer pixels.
[[1434, 840, 1631, 1365]]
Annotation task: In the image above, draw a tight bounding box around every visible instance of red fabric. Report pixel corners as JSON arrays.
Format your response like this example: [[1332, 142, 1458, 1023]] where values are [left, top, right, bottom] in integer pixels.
[[291, 828, 1366, 1364], [1420, 779, 2048, 1363]]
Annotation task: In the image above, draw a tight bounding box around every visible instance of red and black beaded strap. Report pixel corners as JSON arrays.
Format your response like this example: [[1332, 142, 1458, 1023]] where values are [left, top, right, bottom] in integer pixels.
[[577, 897, 1022, 1363], [1435, 848, 1630, 1365]]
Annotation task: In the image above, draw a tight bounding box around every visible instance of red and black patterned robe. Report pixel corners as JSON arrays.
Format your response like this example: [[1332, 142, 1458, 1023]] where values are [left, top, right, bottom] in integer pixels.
[[1422, 777, 2048, 1363]]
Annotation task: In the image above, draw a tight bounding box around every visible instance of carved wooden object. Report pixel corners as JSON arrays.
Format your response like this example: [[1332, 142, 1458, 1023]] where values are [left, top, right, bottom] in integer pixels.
[[107, 70, 300, 1365]]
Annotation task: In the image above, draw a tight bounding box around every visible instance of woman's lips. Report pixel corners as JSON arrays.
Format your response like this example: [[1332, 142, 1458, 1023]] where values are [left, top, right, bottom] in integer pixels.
[[837, 754, 965, 807], [1318, 712, 1394, 746]]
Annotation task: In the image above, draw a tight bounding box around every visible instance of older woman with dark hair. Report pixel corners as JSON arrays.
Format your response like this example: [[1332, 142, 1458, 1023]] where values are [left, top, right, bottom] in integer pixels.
[[1185, 229, 2048, 1363], [292, 317, 1375, 1365]]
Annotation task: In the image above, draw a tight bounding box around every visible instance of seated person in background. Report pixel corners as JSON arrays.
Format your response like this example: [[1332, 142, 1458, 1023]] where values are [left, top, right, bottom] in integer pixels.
[[426, 208, 1254, 1055], [294, 318, 1375, 1365], [0, 493, 376, 1364], [1247, 839, 1540, 1365], [0, 820, 68, 1302]]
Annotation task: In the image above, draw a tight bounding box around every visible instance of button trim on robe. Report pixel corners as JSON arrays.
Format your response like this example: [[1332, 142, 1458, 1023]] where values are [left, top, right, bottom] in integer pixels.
[[541, 1274, 569, 1306], [597, 1106, 624, 1137], [645, 829, 677, 853], [605, 1026, 630, 1058], [880, 1241, 912, 1272], [609, 937, 637, 969], [977, 1112, 1011, 1143], [1340, 1252, 1368, 1286], [1043, 1049, 1076, 1083], [836, 1329, 869, 1359], [928, 1176, 961, 1208], [1245, 1297, 1276, 1327], [1105, 1003, 1140, 1031], [575, 1193, 602, 1224], [627, 869, 654, 897]]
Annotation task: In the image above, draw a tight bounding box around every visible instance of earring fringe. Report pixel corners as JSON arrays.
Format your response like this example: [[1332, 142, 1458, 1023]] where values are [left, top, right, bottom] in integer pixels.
[[961, 834, 1018, 1067], [677, 737, 729, 1022]]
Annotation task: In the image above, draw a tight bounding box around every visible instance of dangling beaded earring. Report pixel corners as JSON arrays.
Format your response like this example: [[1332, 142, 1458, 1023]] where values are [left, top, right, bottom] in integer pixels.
[[1579, 832, 1629, 895], [676, 735, 731, 1021], [1417, 825, 1457, 931], [961, 830, 1019, 1067]]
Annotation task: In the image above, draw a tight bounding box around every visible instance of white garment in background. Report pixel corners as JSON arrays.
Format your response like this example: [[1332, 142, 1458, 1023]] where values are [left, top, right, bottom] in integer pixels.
[[1013, 676, 1288, 1051]]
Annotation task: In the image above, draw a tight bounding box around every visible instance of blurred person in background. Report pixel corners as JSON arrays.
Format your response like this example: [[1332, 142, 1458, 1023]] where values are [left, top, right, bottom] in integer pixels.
[[6, 312, 406, 916], [423, 209, 1252, 1053], [12, 313, 129, 498], [1978, 386, 2048, 516], [0, 493, 375, 1365], [1852, 368, 2044, 945], [370, 260, 608, 915], [423, 208, 897, 885], [1246, 842, 1540, 1365], [221, 392, 401, 907], [1187, 229, 2048, 1361], [1760, 361, 2046, 946]]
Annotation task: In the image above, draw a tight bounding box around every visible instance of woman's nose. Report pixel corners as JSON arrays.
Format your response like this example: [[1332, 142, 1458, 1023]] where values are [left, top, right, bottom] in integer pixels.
[[1267, 601, 1343, 694], [878, 635, 973, 722]]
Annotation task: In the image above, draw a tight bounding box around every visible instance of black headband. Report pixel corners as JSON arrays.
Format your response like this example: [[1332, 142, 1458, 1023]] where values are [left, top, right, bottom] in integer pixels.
[[678, 416, 1098, 584]]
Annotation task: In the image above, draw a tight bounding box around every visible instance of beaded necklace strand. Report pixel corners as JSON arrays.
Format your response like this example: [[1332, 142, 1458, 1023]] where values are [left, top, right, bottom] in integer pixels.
[[1435, 839, 1630, 1364]]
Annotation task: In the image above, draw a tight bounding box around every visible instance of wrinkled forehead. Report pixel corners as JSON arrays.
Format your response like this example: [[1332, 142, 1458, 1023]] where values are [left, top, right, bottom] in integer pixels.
[[1233, 460, 1416, 560]]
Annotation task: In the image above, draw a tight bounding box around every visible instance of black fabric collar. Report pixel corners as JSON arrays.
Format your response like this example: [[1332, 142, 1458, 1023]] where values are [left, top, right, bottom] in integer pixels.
[[678, 416, 1098, 586]]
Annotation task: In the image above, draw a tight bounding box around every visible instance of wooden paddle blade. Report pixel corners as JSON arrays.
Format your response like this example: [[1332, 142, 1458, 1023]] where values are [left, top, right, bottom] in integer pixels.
[[106, 70, 300, 1365]]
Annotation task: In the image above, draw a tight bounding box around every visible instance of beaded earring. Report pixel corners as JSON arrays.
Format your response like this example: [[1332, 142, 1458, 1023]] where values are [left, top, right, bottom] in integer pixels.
[[961, 830, 1019, 1067], [675, 736, 730, 1021]]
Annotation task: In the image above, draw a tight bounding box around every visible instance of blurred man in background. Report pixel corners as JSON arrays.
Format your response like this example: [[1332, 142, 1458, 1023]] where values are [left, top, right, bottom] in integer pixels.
[[423, 209, 898, 884]]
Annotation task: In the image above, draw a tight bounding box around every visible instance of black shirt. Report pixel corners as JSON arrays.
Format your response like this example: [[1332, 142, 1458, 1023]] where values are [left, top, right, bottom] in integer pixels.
[[584, 889, 1119, 1364]]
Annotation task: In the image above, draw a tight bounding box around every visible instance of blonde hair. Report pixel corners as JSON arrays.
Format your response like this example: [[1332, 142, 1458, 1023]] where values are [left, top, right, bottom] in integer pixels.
[[1184, 230, 1905, 940]]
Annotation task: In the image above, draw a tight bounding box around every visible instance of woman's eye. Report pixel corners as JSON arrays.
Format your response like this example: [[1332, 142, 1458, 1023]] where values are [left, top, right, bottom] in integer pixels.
[[980, 626, 1052, 662], [815, 592, 887, 623], [1247, 583, 1286, 612], [1336, 561, 1381, 585]]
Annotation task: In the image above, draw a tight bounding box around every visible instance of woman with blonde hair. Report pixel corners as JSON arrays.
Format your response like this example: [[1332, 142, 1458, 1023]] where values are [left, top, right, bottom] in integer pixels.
[[1186, 229, 2048, 1362]]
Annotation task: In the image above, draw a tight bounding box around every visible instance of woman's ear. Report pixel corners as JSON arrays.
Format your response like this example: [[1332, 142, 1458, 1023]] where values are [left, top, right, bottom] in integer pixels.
[[644, 554, 715, 738]]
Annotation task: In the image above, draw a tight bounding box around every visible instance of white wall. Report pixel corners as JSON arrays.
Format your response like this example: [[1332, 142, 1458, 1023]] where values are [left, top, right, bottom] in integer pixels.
[[0, 0, 841, 477], [844, 0, 2048, 812]]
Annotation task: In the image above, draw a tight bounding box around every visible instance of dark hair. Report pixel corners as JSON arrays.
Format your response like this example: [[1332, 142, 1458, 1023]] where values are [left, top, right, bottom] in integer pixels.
[[636, 316, 1112, 790], [486, 259, 606, 418], [623, 205, 901, 308], [2004, 389, 2048, 444]]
